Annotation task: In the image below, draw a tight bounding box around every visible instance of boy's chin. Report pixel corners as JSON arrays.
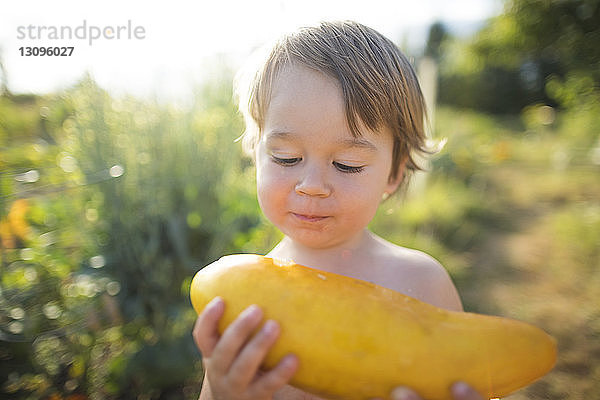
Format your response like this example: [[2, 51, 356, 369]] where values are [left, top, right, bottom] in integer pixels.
[[283, 230, 361, 251]]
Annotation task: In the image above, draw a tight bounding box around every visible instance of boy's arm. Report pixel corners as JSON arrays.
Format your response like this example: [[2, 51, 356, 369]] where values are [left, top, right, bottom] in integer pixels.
[[401, 254, 463, 312], [426, 262, 463, 312], [198, 372, 212, 400]]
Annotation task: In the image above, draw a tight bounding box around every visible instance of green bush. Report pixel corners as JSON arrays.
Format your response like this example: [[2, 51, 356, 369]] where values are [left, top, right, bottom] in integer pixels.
[[1, 73, 265, 399]]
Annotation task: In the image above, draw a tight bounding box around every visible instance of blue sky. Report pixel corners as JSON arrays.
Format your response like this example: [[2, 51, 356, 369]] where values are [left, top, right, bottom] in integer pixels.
[[1, 0, 502, 101]]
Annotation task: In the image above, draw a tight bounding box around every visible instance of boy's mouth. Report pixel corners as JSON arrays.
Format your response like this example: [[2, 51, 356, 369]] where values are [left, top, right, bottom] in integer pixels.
[[292, 212, 329, 222]]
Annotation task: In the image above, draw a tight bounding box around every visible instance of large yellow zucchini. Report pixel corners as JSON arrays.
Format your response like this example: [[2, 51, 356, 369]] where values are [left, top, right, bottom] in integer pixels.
[[190, 254, 556, 400]]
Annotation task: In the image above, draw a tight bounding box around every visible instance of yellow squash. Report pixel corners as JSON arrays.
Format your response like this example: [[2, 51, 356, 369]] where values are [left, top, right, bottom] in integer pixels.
[[190, 254, 556, 400]]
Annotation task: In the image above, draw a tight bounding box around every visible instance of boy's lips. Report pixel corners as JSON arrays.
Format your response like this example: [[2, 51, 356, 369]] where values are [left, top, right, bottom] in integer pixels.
[[291, 212, 329, 222]]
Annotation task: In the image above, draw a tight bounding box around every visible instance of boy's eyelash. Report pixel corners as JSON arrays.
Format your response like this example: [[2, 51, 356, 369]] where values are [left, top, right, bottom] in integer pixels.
[[333, 162, 364, 173], [272, 156, 301, 166], [271, 156, 364, 173]]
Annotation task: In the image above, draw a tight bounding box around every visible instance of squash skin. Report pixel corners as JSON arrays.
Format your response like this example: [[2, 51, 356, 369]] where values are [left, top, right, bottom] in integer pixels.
[[190, 254, 557, 400]]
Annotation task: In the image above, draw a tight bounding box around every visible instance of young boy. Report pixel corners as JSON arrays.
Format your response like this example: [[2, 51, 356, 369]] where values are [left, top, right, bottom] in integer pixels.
[[193, 21, 485, 400]]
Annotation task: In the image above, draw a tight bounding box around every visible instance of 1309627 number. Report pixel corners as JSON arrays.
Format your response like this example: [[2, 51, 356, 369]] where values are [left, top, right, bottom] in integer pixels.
[[19, 46, 74, 56]]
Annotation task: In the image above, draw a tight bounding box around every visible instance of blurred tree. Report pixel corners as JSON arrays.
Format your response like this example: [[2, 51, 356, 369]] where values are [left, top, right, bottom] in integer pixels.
[[489, 0, 599, 80], [437, 0, 600, 113], [0, 54, 8, 96], [424, 22, 448, 61]]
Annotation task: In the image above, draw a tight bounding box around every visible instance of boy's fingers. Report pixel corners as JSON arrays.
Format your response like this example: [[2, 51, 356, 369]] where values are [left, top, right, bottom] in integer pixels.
[[390, 387, 421, 400], [451, 382, 484, 400], [251, 354, 299, 397], [228, 319, 281, 387], [192, 297, 225, 357], [211, 304, 264, 375]]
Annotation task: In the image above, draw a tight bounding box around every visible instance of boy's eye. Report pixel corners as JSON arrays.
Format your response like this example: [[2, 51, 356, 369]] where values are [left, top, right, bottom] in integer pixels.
[[272, 156, 301, 166], [333, 161, 364, 173]]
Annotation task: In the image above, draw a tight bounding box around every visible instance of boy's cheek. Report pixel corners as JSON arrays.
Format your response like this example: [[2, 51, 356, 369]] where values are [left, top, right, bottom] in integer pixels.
[[256, 162, 292, 190], [256, 176, 286, 215]]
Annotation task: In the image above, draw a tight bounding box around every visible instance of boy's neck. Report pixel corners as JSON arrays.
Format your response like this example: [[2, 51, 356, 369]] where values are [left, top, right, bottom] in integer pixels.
[[267, 229, 378, 274]]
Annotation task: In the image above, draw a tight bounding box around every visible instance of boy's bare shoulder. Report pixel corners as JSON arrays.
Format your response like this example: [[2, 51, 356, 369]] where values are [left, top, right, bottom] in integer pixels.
[[370, 237, 463, 311]]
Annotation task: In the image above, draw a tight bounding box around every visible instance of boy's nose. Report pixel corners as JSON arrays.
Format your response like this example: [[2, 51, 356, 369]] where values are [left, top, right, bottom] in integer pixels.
[[295, 165, 331, 197]]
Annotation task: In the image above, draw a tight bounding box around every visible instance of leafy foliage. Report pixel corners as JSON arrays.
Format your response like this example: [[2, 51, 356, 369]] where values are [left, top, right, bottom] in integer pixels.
[[436, 0, 600, 113], [0, 72, 265, 399]]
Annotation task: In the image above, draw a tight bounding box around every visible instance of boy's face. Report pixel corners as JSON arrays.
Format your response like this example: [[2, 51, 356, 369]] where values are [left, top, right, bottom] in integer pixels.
[[255, 65, 401, 250]]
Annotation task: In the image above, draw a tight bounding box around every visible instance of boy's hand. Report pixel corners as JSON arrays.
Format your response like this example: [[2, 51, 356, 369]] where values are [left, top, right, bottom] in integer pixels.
[[388, 382, 485, 400], [192, 297, 299, 400]]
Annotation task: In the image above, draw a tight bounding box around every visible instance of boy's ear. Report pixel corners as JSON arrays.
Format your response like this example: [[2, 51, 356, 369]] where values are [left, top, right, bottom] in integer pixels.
[[385, 172, 403, 196], [385, 158, 407, 195]]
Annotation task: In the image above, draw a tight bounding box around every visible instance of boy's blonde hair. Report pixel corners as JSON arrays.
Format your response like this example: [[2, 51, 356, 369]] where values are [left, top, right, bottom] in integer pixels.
[[235, 20, 430, 185]]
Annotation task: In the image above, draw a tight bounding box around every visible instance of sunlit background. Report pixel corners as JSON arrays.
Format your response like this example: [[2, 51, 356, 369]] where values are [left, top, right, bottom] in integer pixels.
[[1, 0, 599, 399], [1, 0, 501, 99]]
